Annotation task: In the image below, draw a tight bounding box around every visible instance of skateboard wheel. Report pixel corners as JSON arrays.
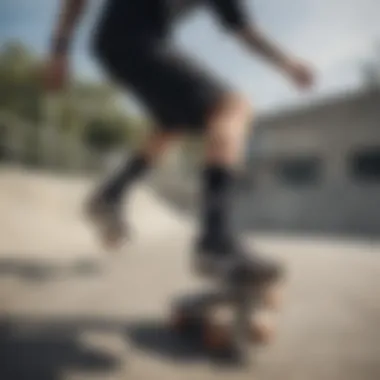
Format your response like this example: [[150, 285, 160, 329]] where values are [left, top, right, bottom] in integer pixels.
[[170, 309, 206, 336], [203, 322, 231, 350], [170, 310, 188, 332], [249, 318, 276, 344]]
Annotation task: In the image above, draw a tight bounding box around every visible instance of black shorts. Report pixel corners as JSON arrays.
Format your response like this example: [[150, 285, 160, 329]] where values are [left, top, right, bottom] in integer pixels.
[[96, 42, 229, 132]]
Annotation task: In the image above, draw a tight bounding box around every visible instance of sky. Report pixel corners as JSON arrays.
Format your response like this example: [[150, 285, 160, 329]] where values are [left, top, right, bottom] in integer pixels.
[[1, 0, 380, 115]]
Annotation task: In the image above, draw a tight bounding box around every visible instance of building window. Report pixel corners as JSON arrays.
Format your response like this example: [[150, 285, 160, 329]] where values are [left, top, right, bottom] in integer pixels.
[[350, 147, 380, 182], [274, 156, 321, 186]]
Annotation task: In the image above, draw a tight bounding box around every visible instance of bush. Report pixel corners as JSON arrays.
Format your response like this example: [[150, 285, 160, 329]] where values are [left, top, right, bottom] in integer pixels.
[[84, 119, 126, 153]]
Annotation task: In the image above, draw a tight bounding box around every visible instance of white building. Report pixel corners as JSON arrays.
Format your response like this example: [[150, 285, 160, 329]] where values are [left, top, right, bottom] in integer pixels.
[[240, 88, 380, 237]]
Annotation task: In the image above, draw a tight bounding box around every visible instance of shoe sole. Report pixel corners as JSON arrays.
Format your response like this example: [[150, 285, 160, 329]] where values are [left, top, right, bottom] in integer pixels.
[[192, 251, 285, 286], [84, 199, 127, 250]]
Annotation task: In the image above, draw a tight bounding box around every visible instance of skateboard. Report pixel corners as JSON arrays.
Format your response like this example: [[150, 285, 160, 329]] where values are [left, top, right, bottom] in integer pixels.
[[169, 274, 284, 363]]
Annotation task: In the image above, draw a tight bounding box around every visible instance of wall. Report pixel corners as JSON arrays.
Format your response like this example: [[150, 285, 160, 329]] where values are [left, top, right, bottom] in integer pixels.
[[240, 90, 380, 237]]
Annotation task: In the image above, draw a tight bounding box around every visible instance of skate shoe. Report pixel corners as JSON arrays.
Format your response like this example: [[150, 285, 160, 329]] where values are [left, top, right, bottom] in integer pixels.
[[85, 192, 129, 250], [193, 234, 284, 285]]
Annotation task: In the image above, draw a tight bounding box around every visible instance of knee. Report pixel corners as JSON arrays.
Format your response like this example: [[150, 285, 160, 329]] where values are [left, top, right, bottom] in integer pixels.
[[220, 93, 253, 122], [207, 93, 253, 141], [209, 93, 253, 131], [205, 94, 254, 164]]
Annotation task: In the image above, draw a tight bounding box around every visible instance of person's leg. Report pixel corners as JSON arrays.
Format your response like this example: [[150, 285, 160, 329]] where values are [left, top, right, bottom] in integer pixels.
[[86, 45, 188, 248], [86, 128, 181, 248], [95, 128, 181, 205], [200, 93, 252, 240], [194, 93, 283, 282]]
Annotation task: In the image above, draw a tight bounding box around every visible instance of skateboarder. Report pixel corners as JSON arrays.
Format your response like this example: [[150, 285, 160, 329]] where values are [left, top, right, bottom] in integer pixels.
[[45, 0, 314, 281]]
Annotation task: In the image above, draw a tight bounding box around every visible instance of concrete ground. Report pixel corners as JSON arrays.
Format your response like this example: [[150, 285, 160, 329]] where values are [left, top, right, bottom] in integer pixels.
[[0, 167, 379, 380]]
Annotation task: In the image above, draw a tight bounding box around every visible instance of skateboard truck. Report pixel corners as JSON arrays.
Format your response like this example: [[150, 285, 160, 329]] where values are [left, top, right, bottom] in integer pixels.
[[170, 276, 283, 365]]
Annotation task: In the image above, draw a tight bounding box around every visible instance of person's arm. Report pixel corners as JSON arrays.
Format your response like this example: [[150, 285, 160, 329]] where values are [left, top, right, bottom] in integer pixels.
[[237, 25, 292, 72], [50, 0, 88, 56], [237, 25, 314, 88], [45, 0, 89, 92], [209, 0, 314, 89]]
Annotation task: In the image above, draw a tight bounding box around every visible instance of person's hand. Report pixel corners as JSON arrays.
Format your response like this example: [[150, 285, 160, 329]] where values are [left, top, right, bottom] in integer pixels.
[[283, 59, 315, 90], [44, 53, 69, 93]]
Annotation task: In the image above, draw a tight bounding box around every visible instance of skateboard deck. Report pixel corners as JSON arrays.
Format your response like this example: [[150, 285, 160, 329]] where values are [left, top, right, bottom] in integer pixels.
[[170, 277, 284, 363]]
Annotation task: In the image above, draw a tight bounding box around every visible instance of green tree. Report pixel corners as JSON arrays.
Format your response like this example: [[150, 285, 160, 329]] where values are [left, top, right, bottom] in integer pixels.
[[0, 39, 152, 171], [0, 41, 43, 124]]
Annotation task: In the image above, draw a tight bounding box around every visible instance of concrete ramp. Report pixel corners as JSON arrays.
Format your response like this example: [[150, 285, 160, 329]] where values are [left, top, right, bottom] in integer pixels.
[[0, 167, 379, 380]]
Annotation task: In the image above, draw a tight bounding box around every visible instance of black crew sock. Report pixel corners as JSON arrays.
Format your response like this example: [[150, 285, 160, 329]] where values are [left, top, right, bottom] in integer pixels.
[[101, 154, 150, 204], [201, 164, 236, 241]]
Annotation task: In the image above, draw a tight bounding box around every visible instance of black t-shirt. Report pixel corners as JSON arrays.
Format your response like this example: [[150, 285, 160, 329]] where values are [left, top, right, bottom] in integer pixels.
[[95, 0, 250, 47]]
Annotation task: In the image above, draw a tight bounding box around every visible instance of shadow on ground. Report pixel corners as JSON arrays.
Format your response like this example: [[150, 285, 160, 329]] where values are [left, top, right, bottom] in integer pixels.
[[127, 318, 240, 366], [0, 318, 119, 380], [0, 257, 101, 283], [0, 315, 243, 379]]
